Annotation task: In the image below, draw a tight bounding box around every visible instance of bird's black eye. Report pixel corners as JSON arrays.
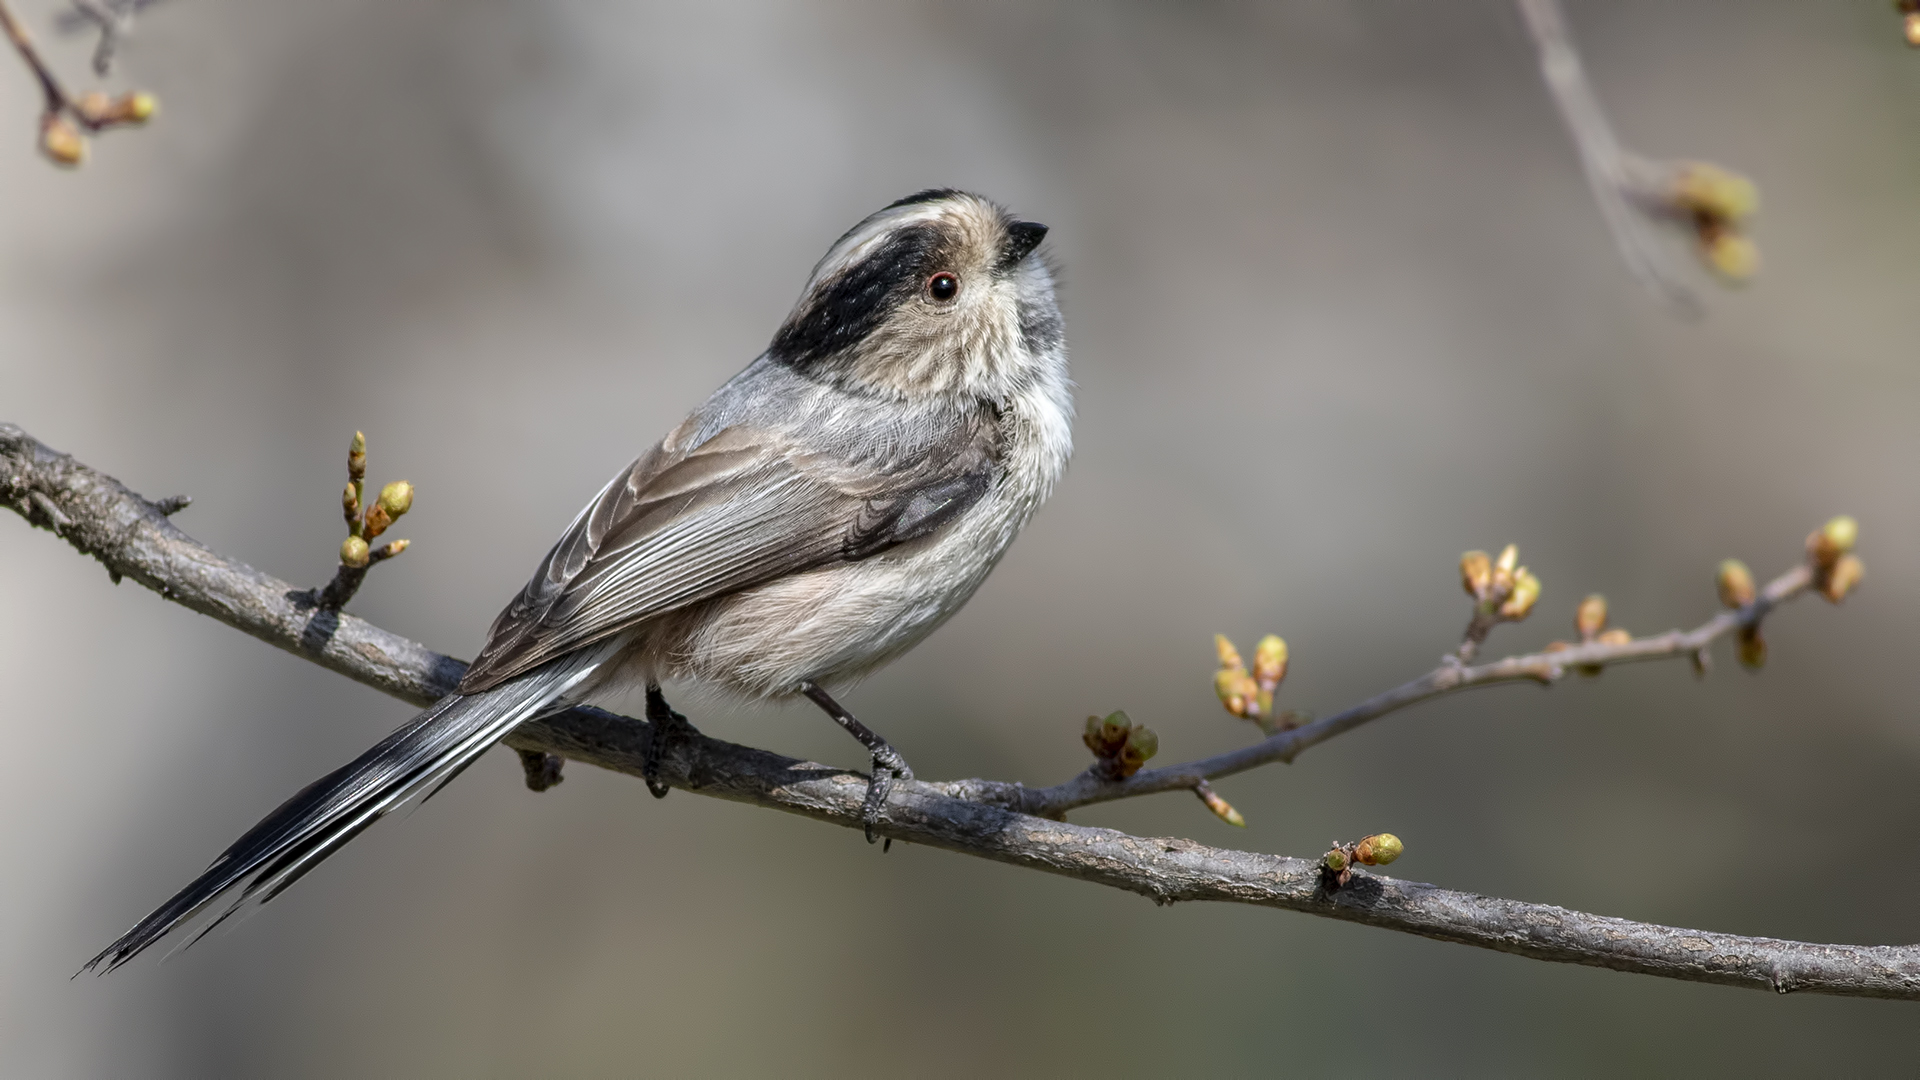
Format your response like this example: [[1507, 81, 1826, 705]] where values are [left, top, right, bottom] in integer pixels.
[[927, 272, 959, 302]]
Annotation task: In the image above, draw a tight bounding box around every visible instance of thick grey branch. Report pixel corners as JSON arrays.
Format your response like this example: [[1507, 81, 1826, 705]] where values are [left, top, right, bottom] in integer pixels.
[[6, 420, 1916, 1000]]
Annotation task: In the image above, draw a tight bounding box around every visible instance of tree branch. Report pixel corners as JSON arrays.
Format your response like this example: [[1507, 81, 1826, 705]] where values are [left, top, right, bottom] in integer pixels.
[[6, 421, 1915, 1000], [1017, 564, 1809, 818]]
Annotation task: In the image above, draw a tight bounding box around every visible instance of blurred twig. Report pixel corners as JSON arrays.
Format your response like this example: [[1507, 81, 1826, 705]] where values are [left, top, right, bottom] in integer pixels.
[[57, 0, 163, 76], [5, 421, 1914, 1000], [0, 0, 153, 165], [1517, 0, 1761, 312]]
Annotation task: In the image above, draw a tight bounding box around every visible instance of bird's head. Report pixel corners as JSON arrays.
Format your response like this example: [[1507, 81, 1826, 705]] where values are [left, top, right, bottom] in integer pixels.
[[769, 189, 1062, 403]]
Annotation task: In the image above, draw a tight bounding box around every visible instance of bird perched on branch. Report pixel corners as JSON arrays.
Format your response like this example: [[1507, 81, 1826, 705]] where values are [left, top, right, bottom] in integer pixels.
[[87, 189, 1071, 972]]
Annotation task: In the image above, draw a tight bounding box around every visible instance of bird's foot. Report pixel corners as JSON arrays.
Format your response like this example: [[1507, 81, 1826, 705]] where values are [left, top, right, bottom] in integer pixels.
[[644, 684, 698, 799], [861, 744, 914, 848]]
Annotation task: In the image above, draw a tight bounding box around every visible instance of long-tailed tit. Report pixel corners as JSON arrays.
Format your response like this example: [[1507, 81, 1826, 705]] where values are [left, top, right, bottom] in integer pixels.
[[87, 189, 1071, 972]]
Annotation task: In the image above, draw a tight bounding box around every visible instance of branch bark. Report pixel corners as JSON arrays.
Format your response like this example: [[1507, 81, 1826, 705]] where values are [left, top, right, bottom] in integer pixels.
[[6, 421, 1917, 1000]]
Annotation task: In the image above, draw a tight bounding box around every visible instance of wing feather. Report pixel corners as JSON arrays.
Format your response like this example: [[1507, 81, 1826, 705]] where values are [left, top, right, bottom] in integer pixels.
[[458, 415, 998, 693]]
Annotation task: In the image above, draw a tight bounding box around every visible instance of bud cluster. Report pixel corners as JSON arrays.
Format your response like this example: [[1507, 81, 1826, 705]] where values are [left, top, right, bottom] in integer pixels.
[[1082, 710, 1159, 780], [335, 431, 414, 570], [1806, 515, 1863, 605], [1212, 634, 1296, 734], [1321, 833, 1404, 890], [36, 92, 159, 169], [1457, 544, 1543, 659], [1651, 160, 1761, 283]]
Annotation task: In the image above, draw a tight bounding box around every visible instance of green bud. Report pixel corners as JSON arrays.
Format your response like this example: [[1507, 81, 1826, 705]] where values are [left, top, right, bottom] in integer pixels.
[[377, 480, 414, 518], [340, 535, 371, 568], [1355, 833, 1403, 866]]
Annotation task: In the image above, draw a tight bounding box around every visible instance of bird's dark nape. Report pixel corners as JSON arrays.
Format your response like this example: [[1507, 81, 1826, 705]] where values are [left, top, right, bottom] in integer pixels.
[[82, 647, 610, 973]]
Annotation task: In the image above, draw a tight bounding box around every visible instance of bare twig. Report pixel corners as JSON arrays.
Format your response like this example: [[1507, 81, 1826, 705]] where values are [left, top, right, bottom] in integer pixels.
[[0, 0, 71, 114], [57, 0, 160, 75], [5, 420, 1914, 999]]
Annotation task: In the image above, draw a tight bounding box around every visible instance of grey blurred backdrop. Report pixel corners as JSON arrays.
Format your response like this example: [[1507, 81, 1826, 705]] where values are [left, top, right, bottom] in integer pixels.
[[3, 1, 1918, 1075]]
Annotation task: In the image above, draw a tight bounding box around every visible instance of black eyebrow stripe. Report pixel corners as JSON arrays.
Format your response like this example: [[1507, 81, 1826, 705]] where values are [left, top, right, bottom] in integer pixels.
[[770, 224, 941, 371]]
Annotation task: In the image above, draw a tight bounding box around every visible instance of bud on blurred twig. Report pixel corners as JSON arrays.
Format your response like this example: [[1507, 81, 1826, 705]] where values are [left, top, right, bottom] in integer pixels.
[[1458, 543, 1543, 658], [1716, 559, 1756, 609], [1460, 550, 1492, 598], [1574, 594, 1608, 642], [1194, 780, 1245, 827], [39, 113, 85, 167]]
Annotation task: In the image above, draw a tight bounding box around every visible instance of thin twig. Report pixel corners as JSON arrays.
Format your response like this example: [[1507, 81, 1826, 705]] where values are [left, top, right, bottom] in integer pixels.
[[1516, 0, 1702, 316], [1017, 565, 1809, 818], [5, 420, 1913, 999], [0, 0, 70, 114]]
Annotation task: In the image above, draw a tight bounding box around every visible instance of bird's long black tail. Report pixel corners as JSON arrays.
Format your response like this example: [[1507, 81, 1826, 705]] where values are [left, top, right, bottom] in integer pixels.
[[84, 643, 614, 974]]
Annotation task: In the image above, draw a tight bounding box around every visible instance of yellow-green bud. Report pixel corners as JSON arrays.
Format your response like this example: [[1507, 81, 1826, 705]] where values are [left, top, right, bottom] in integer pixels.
[[1702, 230, 1759, 283], [1323, 848, 1350, 873], [1118, 725, 1159, 777], [120, 91, 157, 124], [39, 115, 86, 168], [377, 480, 414, 518], [1574, 594, 1608, 641], [1196, 783, 1245, 827], [1214, 668, 1256, 718], [340, 535, 371, 568], [1809, 515, 1858, 566], [1494, 544, 1519, 578], [1214, 633, 1244, 672], [1822, 554, 1864, 604], [1907, 11, 1920, 47], [1716, 559, 1756, 609], [1460, 550, 1492, 598], [342, 482, 360, 518], [1671, 162, 1760, 223], [1355, 833, 1403, 866], [1596, 627, 1632, 647], [1500, 569, 1541, 621], [348, 431, 367, 480], [1252, 634, 1288, 688]]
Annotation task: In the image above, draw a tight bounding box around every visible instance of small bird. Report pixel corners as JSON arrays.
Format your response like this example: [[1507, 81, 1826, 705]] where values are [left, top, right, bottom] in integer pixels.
[[86, 189, 1071, 972]]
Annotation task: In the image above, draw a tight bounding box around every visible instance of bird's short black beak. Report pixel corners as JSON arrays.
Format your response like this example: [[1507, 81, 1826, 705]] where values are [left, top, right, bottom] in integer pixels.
[[998, 221, 1049, 270]]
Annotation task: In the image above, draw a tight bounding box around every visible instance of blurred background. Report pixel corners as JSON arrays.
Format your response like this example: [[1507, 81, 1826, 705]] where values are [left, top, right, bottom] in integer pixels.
[[3, 0, 1919, 1074]]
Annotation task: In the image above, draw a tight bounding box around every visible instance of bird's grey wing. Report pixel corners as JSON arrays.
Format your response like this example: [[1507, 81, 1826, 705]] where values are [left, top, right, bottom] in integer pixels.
[[457, 421, 997, 692]]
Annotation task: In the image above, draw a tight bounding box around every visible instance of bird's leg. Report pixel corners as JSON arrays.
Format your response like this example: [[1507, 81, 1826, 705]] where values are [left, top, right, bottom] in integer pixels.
[[644, 683, 697, 799], [798, 681, 912, 846]]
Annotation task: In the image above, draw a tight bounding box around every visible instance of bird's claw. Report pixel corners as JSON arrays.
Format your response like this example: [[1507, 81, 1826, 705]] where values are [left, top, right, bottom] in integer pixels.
[[861, 746, 913, 847]]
